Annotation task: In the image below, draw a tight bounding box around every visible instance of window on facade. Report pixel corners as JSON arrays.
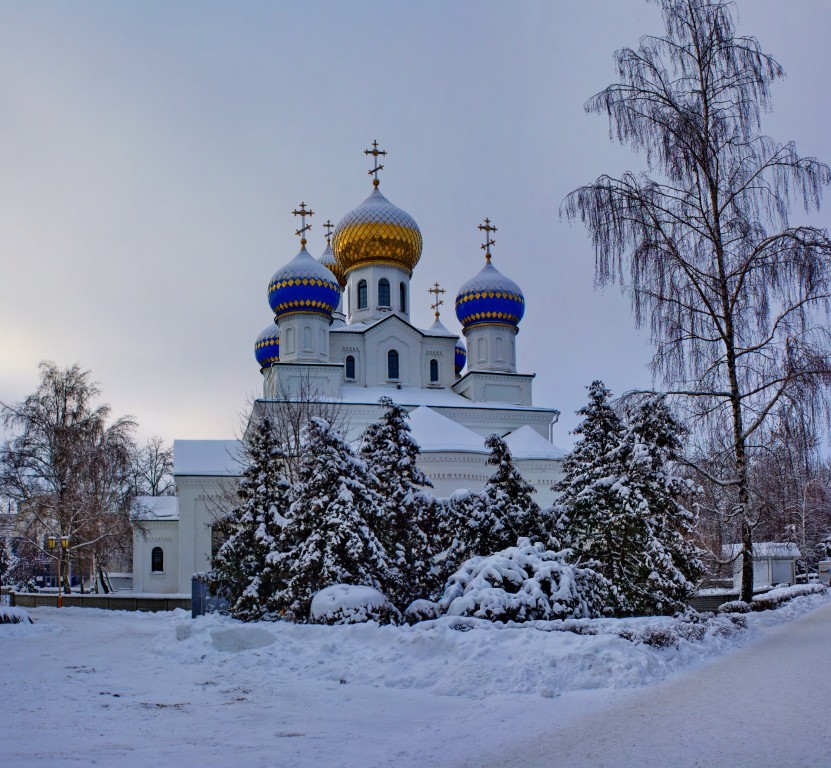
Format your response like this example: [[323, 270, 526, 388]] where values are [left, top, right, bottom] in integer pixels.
[[345, 355, 356, 379], [378, 278, 390, 307], [303, 325, 313, 351], [495, 336, 504, 361], [387, 349, 400, 379], [151, 547, 164, 573], [285, 327, 295, 354], [358, 280, 368, 309], [400, 282, 407, 312], [429, 358, 439, 383], [478, 337, 486, 361]]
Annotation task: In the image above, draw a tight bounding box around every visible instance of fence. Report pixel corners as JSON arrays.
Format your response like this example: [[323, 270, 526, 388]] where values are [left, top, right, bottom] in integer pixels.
[[10, 592, 190, 612]]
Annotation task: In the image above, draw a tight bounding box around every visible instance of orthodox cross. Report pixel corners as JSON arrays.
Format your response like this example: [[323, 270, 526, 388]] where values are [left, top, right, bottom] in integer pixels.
[[292, 202, 314, 246], [428, 281, 446, 320], [364, 140, 386, 188], [323, 219, 334, 246], [478, 217, 497, 262]]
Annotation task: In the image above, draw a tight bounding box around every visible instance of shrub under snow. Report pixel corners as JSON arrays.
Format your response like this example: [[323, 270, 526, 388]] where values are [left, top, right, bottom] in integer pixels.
[[310, 584, 399, 625], [0, 606, 33, 624], [434, 538, 613, 623]]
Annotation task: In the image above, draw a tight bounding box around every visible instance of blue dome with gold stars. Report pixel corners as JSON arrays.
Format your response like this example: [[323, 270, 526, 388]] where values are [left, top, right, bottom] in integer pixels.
[[255, 323, 280, 369], [268, 246, 340, 321], [455, 260, 525, 331], [454, 338, 467, 375]]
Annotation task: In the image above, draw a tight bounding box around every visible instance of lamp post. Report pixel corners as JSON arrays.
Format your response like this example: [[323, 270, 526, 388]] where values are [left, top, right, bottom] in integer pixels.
[[46, 534, 70, 608]]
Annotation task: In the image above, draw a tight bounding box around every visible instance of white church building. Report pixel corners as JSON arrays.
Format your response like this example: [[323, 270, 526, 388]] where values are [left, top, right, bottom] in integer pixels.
[[132, 145, 566, 595]]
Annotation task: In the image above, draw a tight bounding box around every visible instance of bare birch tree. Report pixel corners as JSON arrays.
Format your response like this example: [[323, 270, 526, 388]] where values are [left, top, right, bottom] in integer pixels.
[[564, 0, 831, 601]]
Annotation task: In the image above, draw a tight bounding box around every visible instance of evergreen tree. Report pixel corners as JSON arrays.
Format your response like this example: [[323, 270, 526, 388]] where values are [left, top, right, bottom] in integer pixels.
[[359, 397, 434, 608], [210, 416, 291, 621], [274, 417, 394, 622], [458, 435, 550, 558]]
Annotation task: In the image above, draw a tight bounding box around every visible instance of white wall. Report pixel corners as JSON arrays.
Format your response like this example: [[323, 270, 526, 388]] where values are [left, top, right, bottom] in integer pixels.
[[132, 520, 180, 594]]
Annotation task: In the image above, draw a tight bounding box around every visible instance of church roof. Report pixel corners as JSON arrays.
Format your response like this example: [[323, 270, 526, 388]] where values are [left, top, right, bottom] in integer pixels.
[[407, 406, 487, 454], [173, 440, 243, 476], [502, 425, 566, 460], [132, 496, 179, 521]]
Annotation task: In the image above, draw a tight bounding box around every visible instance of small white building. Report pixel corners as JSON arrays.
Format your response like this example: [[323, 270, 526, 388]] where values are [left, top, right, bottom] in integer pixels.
[[723, 542, 801, 592], [132, 496, 181, 595]]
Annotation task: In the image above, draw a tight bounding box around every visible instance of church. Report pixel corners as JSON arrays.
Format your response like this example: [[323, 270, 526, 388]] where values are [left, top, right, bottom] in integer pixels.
[[132, 144, 565, 595]]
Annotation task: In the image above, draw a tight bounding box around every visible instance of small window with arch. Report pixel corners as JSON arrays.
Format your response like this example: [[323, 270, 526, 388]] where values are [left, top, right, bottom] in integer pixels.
[[345, 355, 356, 380], [399, 282, 407, 312], [151, 547, 164, 573], [358, 280, 368, 309], [387, 349, 400, 380], [429, 358, 439, 383], [378, 278, 391, 307]]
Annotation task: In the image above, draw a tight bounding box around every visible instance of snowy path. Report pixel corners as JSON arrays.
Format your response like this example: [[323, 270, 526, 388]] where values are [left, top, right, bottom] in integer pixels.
[[467, 600, 831, 768], [2, 598, 829, 767]]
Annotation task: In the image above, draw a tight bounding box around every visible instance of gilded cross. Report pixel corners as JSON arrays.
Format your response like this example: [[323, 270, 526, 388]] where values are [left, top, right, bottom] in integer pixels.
[[364, 140, 387, 188], [478, 217, 497, 262], [323, 219, 334, 246], [292, 202, 314, 245], [428, 281, 446, 320]]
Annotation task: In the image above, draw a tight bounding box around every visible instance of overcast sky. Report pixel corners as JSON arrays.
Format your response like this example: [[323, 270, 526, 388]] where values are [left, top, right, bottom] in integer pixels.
[[1, 0, 829, 448]]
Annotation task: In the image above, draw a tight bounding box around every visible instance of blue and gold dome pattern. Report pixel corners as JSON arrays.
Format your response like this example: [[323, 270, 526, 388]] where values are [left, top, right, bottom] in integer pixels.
[[268, 246, 340, 320], [455, 339, 467, 375], [332, 188, 422, 277], [455, 261, 525, 331], [255, 323, 280, 369], [318, 242, 345, 287]]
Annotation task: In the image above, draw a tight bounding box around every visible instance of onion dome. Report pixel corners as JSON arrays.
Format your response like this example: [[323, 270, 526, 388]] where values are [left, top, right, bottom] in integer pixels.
[[255, 323, 280, 369], [332, 188, 422, 277], [267, 246, 340, 320], [455, 260, 525, 331], [318, 242, 345, 286], [454, 339, 467, 375]]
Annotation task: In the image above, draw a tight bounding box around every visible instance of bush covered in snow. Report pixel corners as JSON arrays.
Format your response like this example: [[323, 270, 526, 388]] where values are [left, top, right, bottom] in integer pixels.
[[434, 538, 613, 623], [719, 583, 829, 614], [0, 606, 33, 624], [310, 584, 400, 625], [617, 611, 746, 648]]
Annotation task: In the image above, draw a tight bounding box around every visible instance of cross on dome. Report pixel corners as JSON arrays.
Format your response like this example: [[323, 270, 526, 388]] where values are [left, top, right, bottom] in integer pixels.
[[478, 217, 497, 263], [323, 219, 334, 246], [428, 281, 446, 320], [292, 202, 314, 246], [364, 140, 387, 188]]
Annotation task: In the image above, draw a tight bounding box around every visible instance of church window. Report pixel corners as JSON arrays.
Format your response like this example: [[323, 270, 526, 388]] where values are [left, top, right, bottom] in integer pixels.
[[495, 336, 504, 361], [151, 547, 164, 573], [378, 278, 390, 307], [319, 328, 327, 357], [345, 355, 356, 380], [358, 280, 368, 309], [429, 358, 439, 383], [387, 349, 400, 380], [400, 282, 407, 312], [478, 337, 486, 362], [285, 327, 295, 354], [303, 326, 312, 351]]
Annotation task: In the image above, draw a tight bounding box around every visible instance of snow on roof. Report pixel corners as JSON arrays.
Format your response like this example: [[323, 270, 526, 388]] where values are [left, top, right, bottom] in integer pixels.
[[503, 425, 566, 460], [424, 318, 457, 337], [407, 406, 488, 454], [336, 384, 556, 412], [132, 496, 179, 521], [173, 440, 243, 477], [722, 542, 801, 559]]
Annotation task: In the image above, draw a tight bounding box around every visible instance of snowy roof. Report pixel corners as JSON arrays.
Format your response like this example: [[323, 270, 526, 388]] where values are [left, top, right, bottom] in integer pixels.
[[132, 496, 179, 521], [424, 318, 457, 337], [407, 407, 488, 454], [173, 440, 243, 476], [722, 542, 801, 559], [503, 425, 566, 460]]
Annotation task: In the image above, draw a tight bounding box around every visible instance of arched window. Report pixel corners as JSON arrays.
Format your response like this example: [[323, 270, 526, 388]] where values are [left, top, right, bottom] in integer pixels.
[[495, 336, 504, 361], [285, 327, 295, 354], [387, 349, 400, 380], [151, 547, 164, 573], [429, 358, 439, 383], [478, 337, 486, 361], [399, 282, 407, 312], [345, 355, 356, 379], [378, 278, 390, 307], [358, 280, 368, 309], [303, 325, 313, 352]]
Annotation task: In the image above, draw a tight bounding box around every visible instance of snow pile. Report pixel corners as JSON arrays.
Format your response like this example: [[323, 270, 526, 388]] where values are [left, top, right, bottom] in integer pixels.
[[310, 584, 398, 625], [720, 583, 829, 614], [434, 539, 610, 622], [0, 606, 32, 624]]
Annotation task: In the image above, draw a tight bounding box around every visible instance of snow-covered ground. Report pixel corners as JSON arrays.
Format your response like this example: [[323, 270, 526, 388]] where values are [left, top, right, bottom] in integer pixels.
[[2, 593, 830, 767]]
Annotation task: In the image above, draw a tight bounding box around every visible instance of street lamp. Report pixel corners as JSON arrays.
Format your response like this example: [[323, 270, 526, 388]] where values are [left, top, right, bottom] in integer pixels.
[[46, 534, 70, 608]]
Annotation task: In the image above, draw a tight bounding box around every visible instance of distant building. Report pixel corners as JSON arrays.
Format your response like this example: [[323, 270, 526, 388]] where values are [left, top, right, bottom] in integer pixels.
[[133, 146, 566, 594], [722, 542, 801, 591]]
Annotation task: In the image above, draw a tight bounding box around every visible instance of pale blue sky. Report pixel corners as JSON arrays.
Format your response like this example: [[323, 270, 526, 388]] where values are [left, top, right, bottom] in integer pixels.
[[1, 1, 829, 445]]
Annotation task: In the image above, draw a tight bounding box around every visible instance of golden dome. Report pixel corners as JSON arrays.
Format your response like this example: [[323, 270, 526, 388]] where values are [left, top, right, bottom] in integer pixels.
[[332, 188, 422, 277]]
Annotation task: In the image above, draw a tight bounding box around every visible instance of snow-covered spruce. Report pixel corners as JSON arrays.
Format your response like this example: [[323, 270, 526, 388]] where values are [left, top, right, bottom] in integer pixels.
[[210, 416, 292, 621], [557, 383, 703, 616], [273, 417, 395, 622], [359, 397, 435, 607], [310, 584, 400, 625], [433, 538, 613, 622]]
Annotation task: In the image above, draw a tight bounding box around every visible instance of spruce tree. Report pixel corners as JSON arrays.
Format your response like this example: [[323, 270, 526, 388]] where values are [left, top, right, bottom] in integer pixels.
[[274, 417, 394, 622], [359, 397, 434, 608], [210, 416, 291, 621]]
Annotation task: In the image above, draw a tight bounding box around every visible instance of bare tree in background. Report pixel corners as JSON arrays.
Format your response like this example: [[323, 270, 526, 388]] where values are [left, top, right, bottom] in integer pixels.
[[129, 436, 174, 497], [0, 362, 136, 593], [564, 0, 831, 601]]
